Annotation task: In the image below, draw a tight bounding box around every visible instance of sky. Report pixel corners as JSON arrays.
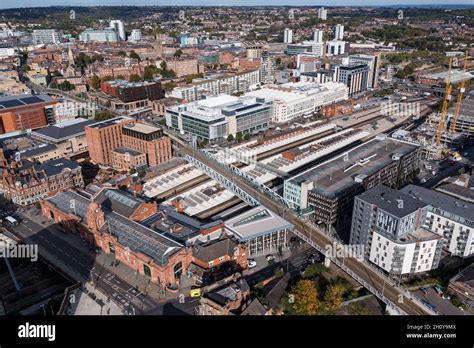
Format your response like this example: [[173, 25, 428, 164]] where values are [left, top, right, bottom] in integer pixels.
[[0, 0, 473, 9]]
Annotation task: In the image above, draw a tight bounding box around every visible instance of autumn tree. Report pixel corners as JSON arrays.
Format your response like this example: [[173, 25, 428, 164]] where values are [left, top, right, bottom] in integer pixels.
[[291, 280, 319, 315], [324, 283, 345, 312], [129, 74, 141, 83], [90, 74, 101, 90]]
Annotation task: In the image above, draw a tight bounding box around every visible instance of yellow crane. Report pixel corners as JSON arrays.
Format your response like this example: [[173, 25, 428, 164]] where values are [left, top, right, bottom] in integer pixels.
[[435, 58, 452, 145], [448, 51, 469, 134]]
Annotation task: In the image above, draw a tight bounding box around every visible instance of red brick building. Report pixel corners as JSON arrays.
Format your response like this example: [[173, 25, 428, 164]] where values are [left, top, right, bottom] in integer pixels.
[[41, 190, 192, 288], [0, 94, 57, 135]]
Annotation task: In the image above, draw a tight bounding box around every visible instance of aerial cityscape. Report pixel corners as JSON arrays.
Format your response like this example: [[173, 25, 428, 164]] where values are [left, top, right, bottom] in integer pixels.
[[0, 1, 472, 345]]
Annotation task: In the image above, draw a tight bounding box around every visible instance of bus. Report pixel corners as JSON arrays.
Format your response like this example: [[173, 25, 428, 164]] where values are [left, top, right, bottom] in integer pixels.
[[4, 216, 18, 227]]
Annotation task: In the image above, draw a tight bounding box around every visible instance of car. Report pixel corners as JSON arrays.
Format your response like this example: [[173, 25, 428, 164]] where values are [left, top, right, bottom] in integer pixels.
[[308, 253, 321, 264], [434, 285, 443, 295], [247, 259, 257, 268], [442, 293, 451, 300], [265, 255, 275, 262], [420, 287, 429, 295]]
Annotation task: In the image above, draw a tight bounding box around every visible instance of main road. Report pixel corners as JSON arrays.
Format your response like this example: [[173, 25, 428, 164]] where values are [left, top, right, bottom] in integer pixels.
[[169, 133, 431, 316]]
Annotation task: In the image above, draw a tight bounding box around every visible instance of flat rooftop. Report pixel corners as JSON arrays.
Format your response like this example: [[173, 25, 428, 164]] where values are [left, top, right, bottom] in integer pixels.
[[225, 206, 294, 241], [32, 118, 97, 141], [123, 122, 162, 135], [87, 116, 133, 129], [288, 135, 420, 197], [357, 185, 427, 218], [112, 146, 143, 156], [0, 94, 53, 110]]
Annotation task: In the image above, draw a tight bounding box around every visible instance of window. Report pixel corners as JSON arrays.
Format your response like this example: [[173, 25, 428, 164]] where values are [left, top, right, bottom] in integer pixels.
[[208, 260, 214, 267]]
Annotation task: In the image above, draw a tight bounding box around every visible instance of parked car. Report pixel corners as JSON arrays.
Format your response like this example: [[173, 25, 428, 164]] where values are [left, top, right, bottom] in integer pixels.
[[265, 255, 275, 262], [308, 253, 321, 264], [434, 285, 444, 295], [247, 259, 257, 268], [420, 287, 429, 295], [442, 293, 451, 300]]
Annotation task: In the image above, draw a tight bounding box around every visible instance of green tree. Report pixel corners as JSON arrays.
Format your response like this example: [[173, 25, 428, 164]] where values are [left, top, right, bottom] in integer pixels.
[[129, 50, 140, 60], [236, 133, 243, 143], [117, 51, 127, 57], [291, 280, 319, 315], [174, 49, 183, 58], [21, 64, 31, 72], [243, 133, 251, 141], [129, 74, 141, 83], [348, 302, 371, 315], [227, 134, 234, 142], [102, 75, 114, 82]]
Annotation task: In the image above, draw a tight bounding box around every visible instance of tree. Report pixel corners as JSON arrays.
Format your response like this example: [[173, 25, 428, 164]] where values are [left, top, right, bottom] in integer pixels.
[[94, 111, 114, 121], [129, 74, 141, 83], [236, 132, 243, 143], [21, 64, 30, 72], [291, 280, 319, 315], [102, 75, 114, 82], [129, 50, 140, 60], [227, 134, 234, 142], [243, 133, 251, 141], [324, 284, 345, 312], [174, 49, 183, 58], [144, 65, 160, 81], [117, 51, 127, 57], [138, 171, 146, 179], [90, 74, 101, 90]]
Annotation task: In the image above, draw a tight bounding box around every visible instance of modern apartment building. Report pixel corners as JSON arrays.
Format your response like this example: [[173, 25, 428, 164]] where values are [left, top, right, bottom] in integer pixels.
[[164, 57, 200, 77], [344, 54, 380, 89], [283, 135, 422, 233], [79, 28, 119, 43], [32, 29, 62, 44], [283, 28, 293, 44], [170, 69, 261, 102], [350, 185, 443, 276], [100, 80, 163, 103], [109, 20, 126, 41], [401, 185, 474, 258], [336, 64, 370, 96], [166, 94, 272, 142], [85, 117, 172, 168]]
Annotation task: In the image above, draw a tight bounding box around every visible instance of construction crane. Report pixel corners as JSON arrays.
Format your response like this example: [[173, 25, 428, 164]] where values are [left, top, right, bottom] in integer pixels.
[[448, 51, 469, 134], [435, 58, 452, 145]]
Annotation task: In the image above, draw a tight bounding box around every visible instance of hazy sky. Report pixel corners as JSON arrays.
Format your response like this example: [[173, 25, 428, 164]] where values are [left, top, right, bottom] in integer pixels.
[[1, 0, 473, 9]]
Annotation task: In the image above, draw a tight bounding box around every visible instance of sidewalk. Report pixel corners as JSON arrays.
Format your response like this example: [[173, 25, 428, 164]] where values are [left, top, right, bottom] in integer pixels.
[[66, 282, 124, 315], [17, 208, 187, 303]]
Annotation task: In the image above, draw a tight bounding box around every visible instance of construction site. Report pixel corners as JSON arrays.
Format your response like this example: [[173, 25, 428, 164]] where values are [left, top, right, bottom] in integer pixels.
[[408, 52, 474, 160]]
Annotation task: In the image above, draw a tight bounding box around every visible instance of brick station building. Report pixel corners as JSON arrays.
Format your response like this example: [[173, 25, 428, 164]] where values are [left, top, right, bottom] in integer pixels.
[[41, 189, 192, 288]]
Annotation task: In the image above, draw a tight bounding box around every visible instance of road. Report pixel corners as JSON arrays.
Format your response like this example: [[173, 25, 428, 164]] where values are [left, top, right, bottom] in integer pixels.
[[7, 213, 162, 315], [169, 133, 430, 315]]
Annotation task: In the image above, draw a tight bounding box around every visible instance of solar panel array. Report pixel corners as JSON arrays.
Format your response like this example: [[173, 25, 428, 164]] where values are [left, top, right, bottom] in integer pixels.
[[0, 96, 46, 109]]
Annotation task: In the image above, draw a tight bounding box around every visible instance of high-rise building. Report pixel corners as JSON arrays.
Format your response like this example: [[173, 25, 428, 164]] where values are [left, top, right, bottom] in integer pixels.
[[345, 54, 380, 89], [350, 185, 443, 276], [318, 7, 328, 20], [129, 29, 142, 42], [32, 29, 62, 45], [260, 55, 276, 84], [110, 20, 126, 41], [336, 64, 370, 96], [79, 29, 119, 43], [334, 24, 344, 40], [283, 28, 293, 44], [313, 29, 323, 43]]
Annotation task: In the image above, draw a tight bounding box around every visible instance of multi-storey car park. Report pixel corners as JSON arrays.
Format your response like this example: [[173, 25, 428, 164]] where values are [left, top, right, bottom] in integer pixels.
[[283, 134, 422, 237]]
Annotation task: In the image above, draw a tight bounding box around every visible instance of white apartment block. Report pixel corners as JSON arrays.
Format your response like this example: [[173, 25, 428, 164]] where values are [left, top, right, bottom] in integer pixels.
[[170, 69, 260, 102]]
